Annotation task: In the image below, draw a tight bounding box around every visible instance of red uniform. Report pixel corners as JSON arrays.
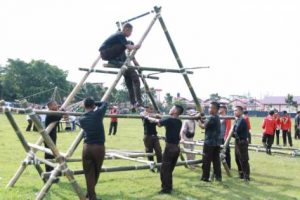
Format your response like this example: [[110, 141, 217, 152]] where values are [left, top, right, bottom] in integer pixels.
[[244, 116, 251, 131], [274, 114, 281, 130], [262, 115, 276, 135], [224, 119, 232, 140], [109, 108, 118, 123], [281, 116, 291, 131]]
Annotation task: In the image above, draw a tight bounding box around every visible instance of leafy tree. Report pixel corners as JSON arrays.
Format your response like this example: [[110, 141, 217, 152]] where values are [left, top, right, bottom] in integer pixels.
[[209, 93, 221, 101], [77, 82, 104, 101], [2, 59, 71, 103], [0, 65, 6, 99], [285, 94, 298, 111]]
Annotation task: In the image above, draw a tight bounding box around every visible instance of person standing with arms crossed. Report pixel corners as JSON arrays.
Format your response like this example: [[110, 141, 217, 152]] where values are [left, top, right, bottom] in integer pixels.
[[145, 104, 183, 194], [233, 106, 250, 181], [198, 102, 222, 182], [79, 97, 108, 200]]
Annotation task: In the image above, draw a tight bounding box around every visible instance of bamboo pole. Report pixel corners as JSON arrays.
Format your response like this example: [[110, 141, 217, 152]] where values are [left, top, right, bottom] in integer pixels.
[[181, 148, 203, 155], [3, 108, 45, 187], [153, 6, 202, 112], [103, 64, 194, 74], [108, 153, 154, 165], [43, 159, 203, 177], [119, 9, 154, 27], [78, 68, 159, 80], [1, 107, 236, 121], [25, 107, 85, 200]]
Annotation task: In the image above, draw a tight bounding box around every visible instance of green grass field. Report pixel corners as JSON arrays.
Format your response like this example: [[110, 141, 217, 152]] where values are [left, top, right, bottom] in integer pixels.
[[0, 114, 299, 200]]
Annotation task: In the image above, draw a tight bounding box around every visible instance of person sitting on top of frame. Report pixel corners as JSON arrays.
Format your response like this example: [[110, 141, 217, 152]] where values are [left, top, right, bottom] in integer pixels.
[[99, 23, 140, 66]]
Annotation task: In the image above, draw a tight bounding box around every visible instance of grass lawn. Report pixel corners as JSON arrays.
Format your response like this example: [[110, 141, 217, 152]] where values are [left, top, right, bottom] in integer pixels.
[[0, 114, 299, 200]]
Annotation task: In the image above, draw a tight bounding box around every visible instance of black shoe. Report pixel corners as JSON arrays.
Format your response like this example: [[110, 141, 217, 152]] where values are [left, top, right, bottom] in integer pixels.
[[53, 178, 60, 184], [158, 189, 172, 194], [239, 173, 244, 179], [131, 107, 136, 113], [215, 177, 222, 182], [107, 60, 124, 68], [150, 168, 155, 173], [201, 177, 211, 182]]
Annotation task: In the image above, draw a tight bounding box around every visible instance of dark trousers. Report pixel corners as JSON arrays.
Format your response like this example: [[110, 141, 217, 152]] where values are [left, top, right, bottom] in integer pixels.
[[109, 121, 118, 135], [262, 134, 274, 151], [225, 146, 231, 169], [202, 144, 221, 181], [143, 135, 162, 163], [275, 130, 280, 145], [235, 140, 250, 179], [26, 119, 32, 131], [124, 69, 142, 106], [160, 143, 180, 191], [248, 132, 252, 144], [82, 144, 105, 200], [282, 130, 293, 146], [44, 132, 57, 172], [100, 44, 126, 61], [294, 126, 300, 139]]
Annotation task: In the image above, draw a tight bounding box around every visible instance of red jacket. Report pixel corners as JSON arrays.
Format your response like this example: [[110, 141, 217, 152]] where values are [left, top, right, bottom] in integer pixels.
[[262, 115, 276, 135], [274, 114, 281, 129], [281, 116, 291, 131], [244, 116, 251, 131], [224, 119, 232, 140], [109, 109, 118, 123]]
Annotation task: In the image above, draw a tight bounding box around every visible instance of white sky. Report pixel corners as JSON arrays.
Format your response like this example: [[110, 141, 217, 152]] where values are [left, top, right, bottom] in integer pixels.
[[1, 0, 300, 101]]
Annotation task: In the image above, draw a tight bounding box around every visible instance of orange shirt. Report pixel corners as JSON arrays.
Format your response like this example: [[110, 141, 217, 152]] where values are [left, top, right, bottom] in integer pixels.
[[281, 116, 291, 131], [262, 115, 276, 135]]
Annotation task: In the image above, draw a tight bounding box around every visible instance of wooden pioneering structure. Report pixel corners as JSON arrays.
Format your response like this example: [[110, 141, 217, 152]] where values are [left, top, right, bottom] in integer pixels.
[[0, 6, 210, 200], [3, 5, 299, 200]]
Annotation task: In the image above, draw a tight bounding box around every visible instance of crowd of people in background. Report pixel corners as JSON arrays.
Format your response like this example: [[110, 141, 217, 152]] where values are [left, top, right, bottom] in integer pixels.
[[261, 109, 299, 155]]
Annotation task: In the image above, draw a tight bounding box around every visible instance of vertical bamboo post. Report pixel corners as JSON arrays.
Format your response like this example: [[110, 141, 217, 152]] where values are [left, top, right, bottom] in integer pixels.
[[25, 107, 85, 200], [153, 6, 202, 112]]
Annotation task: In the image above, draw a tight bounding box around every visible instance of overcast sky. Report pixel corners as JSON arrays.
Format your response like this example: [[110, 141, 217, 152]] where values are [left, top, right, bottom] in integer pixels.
[[1, 0, 299, 100]]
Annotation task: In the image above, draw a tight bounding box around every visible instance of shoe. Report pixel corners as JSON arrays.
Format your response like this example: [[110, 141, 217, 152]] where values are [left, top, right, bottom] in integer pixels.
[[107, 60, 124, 68], [158, 189, 172, 194], [239, 173, 244, 179], [201, 177, 211, 182], [53, 178, 60, 184], [215, 177, 222, 182], [131, 107, 136, 113], [150, 168, 155, 173]]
